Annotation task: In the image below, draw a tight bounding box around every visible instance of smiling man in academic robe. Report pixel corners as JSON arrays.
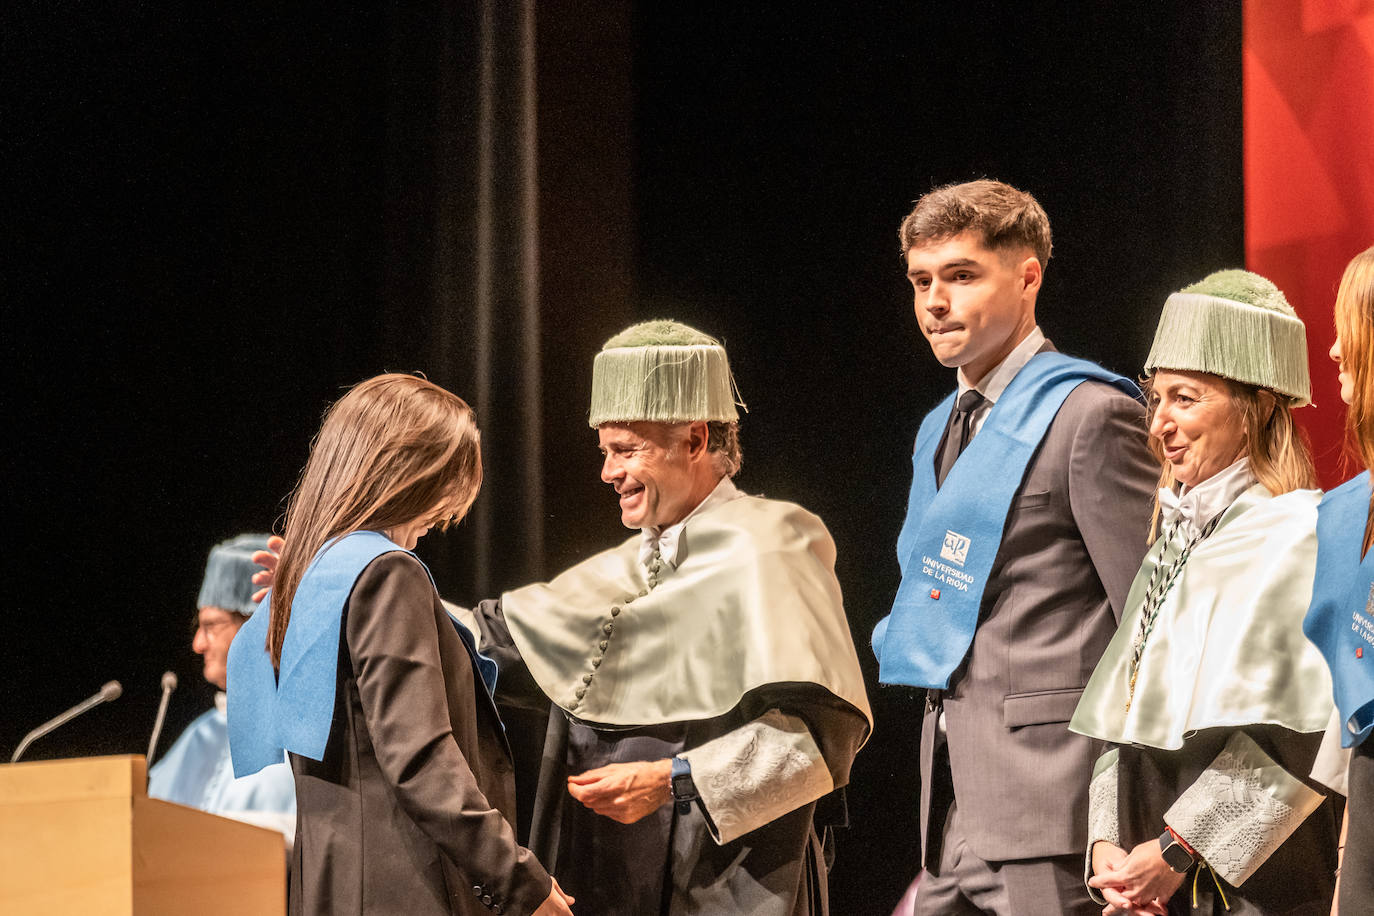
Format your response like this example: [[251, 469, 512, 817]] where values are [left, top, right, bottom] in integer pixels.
[[470, 320, 873, 916]]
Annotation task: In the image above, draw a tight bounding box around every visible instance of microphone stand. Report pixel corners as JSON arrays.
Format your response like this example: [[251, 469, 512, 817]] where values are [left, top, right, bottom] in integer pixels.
[[145, 671, 178, 767], [11, 681, 123, 763]]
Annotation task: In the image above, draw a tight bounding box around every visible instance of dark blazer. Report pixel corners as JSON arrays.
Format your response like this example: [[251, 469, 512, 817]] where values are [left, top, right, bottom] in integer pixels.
[[289, 552, 552, 916], [920, 372, 1157, 865]]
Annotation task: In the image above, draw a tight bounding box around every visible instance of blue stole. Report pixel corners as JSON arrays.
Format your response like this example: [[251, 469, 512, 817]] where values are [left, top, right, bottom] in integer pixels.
[[227, 531, 498, 778], [1302, 473, 1374, 747], [873, 352, 1139, 688], [149, 706, 296, 817]]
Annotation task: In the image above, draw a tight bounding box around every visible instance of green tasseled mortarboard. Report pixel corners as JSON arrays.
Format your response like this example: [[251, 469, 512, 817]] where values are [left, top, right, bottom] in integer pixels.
[[1144, 269, 1311, 406], [196, 533, 271, 616], [588, 319, 745, 427]]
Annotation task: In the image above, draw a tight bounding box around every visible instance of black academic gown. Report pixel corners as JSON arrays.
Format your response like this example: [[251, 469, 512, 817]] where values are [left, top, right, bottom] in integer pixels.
[[1116, 725, 1339, 915], [474, 599, 866, 916]]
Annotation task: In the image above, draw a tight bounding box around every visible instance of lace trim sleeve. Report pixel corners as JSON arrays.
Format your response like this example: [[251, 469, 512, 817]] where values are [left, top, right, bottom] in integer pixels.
[[1084, 749, 1120, 904], [1164, 730, 1324, 887], [681, 709, 835, 845]]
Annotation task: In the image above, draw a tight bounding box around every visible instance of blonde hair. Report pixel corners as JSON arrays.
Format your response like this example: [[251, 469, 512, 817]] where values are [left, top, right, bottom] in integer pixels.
[[1333, 245, 1374, 551], [267, 374, 482, 667], [1145, 375, 1318, 537]]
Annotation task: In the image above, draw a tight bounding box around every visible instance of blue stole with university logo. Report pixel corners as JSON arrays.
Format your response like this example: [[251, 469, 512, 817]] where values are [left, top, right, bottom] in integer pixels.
[[1302, 473, 1374, 747], [872, 352, 1139, 688], [227, 530, 498, 777]]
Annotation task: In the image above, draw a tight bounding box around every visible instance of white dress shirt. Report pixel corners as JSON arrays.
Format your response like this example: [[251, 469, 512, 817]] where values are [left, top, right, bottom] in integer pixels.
[[639, 475, 743, 571], [954, 326, 1047, 440], [1157, 457, 1257, 539]]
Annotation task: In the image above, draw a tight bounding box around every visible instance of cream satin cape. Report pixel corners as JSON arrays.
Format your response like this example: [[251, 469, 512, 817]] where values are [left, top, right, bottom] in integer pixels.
[[1071, 484, 1332, 750], [501, 495, 873, 733]]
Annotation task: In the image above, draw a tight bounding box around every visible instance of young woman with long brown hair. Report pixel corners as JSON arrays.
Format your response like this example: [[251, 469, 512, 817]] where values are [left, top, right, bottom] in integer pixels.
[[1305, 245, 1374, 914], [226, 373, 574, 916]]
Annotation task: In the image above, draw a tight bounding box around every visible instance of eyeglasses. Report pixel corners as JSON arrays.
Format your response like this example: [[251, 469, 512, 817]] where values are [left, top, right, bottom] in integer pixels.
[[196, 619, 237, 638]]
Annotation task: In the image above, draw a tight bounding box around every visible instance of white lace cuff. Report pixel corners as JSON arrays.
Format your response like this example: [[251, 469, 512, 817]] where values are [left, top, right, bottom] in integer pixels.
[[681, 709, 834, 845], [1085, 749, 1120, 904], [1164, 731, 1324, 887]]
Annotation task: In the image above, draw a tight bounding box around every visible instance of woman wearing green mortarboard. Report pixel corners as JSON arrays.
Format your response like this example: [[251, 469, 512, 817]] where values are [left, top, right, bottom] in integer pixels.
[[1069, 271, 1340, 914]]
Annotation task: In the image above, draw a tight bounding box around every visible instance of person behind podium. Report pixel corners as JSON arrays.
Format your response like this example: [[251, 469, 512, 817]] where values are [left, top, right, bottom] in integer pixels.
[[226, 373, 573, 916], [149, 533, 296, 842]]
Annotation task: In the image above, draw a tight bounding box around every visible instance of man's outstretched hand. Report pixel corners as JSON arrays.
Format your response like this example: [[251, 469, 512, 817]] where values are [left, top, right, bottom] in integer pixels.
[[250, 535, 285, 603], [566, 759, 673, 824]]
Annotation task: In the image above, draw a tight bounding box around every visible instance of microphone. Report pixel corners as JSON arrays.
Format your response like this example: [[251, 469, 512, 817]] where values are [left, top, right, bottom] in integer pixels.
[[145, 671, 179, 767], [10, 680, 123, 763]]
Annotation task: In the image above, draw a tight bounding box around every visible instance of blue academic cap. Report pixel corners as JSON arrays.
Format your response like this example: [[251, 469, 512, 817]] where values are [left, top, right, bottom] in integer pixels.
[[197, 533, 271, 616]]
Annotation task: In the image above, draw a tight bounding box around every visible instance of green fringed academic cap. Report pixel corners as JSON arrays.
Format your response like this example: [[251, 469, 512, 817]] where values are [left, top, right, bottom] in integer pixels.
[[1145, 269, 1311, 406], [196, 533, 271, 616], [588, 319, 745, 426]]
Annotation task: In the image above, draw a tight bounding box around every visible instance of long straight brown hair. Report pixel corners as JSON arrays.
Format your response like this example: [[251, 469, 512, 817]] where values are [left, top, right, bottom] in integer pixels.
[[267, 374, 482, 668], [1333, 245, 1374, 553]]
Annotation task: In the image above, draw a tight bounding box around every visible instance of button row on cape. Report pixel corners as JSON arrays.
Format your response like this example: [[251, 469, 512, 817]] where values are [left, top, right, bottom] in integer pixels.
[[568, 582, 652, 711]]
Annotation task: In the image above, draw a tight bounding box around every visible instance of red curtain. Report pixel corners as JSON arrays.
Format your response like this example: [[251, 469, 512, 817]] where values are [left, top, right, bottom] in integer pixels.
[[1244, 0, 1374, 485]]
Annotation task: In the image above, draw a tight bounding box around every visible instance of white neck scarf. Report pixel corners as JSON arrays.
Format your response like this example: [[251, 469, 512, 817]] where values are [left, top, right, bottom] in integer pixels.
[[639, 476, 743, 570], [1158, 457, 1256, 539]]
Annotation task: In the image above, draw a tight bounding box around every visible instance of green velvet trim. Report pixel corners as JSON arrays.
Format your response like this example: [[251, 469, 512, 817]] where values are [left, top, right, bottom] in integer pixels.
[[1180, 269, 1292, 314], [1145, 292, 1311, 406], [603, 319, 718, 349]]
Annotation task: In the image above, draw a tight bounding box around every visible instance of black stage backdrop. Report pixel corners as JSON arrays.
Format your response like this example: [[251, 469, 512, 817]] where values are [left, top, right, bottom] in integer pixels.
[[3, 4, 1241, 912]]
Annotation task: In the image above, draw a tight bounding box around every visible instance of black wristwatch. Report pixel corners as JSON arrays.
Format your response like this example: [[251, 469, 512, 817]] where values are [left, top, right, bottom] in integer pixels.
[[1158, 828, 1196, 874], [670, 757, 698, 815]]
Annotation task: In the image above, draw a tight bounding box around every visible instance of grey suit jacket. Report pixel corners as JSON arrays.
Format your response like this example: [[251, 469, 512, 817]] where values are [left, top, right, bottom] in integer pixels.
[[918, 370, 1157, 865], [289, 553, 553, 916]]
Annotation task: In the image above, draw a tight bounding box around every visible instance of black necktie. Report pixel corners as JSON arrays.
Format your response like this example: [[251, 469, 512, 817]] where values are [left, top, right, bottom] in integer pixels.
[[935, 389, 986, 487]]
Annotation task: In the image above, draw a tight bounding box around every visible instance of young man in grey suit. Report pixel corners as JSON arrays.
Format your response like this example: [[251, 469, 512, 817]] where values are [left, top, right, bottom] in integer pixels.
[[871, 180, 1157, 914]]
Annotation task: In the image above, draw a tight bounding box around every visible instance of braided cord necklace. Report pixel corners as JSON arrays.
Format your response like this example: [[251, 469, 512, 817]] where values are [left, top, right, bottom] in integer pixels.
[[1125, 514, 1223, 713]]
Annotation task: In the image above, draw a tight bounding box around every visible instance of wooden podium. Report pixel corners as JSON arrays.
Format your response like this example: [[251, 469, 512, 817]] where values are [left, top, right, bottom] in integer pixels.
[[0, 755, 285, 915]]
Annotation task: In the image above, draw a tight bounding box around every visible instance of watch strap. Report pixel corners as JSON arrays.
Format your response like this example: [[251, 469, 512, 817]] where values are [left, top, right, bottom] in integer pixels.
[[1158, 828, 1196, 874], [670, 757, 697, 815]]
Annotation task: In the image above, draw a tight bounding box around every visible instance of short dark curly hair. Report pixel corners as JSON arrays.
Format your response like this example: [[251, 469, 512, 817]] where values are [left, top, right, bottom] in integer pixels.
[[898, 179, 1052, 265]]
